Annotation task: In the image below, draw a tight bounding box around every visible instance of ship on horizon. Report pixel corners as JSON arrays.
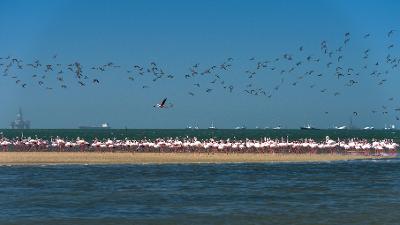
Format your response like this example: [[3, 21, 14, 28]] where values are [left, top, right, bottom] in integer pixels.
[[384, 124, 396, 130], [79, 123, 110, 129], [363, 126, 374, 130], [300, 124, 320, 130], [186, 124, 199, 130], [208, 122, 217, 130], [10, 108, 30, 129]]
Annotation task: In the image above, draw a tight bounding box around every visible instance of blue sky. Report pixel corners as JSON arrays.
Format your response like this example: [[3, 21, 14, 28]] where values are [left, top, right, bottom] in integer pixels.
[[0, 0, 399, 128]]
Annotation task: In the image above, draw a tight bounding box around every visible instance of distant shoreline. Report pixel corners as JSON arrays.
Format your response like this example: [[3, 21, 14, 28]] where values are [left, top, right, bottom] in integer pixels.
[[0, 152, 394, 165]]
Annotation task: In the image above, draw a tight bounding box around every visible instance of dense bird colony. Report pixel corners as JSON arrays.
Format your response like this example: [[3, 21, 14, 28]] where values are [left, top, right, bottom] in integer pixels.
[[0, 136, 397, 155]]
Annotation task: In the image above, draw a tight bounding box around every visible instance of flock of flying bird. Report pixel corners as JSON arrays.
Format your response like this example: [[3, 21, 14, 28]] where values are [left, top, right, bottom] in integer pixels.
[[1, 30, 400, 122]]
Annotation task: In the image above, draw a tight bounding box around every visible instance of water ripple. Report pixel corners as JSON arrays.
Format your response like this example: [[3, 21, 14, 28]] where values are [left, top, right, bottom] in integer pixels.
[[0, 160, 399, 225]]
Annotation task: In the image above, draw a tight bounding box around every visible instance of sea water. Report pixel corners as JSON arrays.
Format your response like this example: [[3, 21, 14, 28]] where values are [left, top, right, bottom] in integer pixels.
[[1, 129, 400, 142], [0, 159, 399, 225]]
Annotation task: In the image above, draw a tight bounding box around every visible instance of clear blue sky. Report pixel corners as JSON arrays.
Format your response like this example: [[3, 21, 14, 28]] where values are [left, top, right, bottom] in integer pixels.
[[0, 0, 399, 129]]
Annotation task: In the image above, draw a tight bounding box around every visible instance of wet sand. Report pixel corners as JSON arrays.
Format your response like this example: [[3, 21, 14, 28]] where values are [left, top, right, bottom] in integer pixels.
[[0, 152, 391, 165]]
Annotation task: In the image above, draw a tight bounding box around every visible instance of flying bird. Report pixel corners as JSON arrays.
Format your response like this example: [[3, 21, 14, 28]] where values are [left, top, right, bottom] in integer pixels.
[[154, 98, 173, 108], [388, 30, 396, 37]]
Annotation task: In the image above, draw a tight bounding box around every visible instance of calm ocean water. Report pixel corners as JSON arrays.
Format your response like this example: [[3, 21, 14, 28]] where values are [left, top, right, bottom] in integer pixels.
[[1, 129, 400, 142], [0, 159, 399, 225]]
